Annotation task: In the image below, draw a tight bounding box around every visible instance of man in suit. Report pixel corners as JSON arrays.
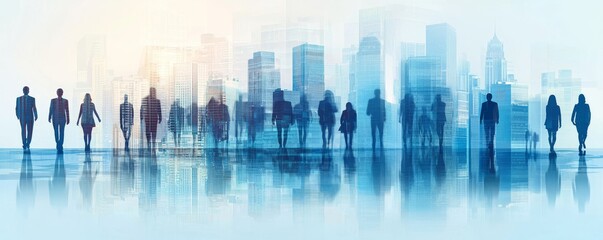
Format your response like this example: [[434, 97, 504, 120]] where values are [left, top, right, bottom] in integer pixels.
[[49, 88, 70, 153], [367, 89, 386, 151], [480, 93, 499, 149], [120, 94, 134, 151], [16, 86, 38, 150], [141, 87, 162, 152]]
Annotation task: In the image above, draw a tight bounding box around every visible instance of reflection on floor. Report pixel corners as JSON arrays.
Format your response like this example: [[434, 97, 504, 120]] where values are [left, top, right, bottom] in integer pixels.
[[0, 148, 600, 239]]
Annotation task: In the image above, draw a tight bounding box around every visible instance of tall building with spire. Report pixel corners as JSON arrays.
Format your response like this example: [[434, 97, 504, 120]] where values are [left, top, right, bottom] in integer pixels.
[[485, 34, 507, 92]]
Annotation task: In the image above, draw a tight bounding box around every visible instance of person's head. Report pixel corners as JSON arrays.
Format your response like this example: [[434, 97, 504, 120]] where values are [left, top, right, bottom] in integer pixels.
[[273, 88, 284, 102], [374, 89, 381, 98], [84, 93, 92, 103], [56, 88, 64, 97], [324, 90, 334, 102], [209, 97, 216, 105], [486, 93, 492, 101], [150, 87, 157, 98], [23, 86, 30, 95], [547, 95, 557, 106], [578, 94, 586, 104], [346, 102, 354, 111], [435, 94, 442, 102]]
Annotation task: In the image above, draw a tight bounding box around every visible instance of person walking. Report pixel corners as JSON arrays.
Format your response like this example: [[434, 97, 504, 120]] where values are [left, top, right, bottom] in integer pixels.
[[49, 88, 70, 153], [480, 93, 499, 150], [417, 107, 433, 147], [168, 99, 185, 148], [432, 94, 447, 151], [544, 95, 562, 154], [272, 89, 293, 149], [16, 86, 38, 151], [399, 93, 415, 149], [294, 94, 312, 148], [571, 94, 591, 156], [76, 93, 101, 152], [318, 90, 338, 149], [141, 88, 162, 152], [366, 89, 386, 151], [120, 94, 134, 151], [339, 102, 357, 150]]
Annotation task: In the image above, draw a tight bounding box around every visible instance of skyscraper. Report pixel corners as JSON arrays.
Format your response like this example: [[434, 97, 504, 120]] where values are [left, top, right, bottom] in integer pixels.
[[426, 23, 457, 92], [248, 51, 281, 110], [292, 43, 325, 108], [485, 34, 508, 91]]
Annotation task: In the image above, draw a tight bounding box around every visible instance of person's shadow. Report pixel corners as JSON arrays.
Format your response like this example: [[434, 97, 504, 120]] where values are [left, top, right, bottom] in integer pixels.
[[49, 153, 68, 211], [80, 153, 98, 210], [545, 153, 561, 208], [482, 150, 499, 212], [573, 156, 590, 213], [17, 152, 35, 215]]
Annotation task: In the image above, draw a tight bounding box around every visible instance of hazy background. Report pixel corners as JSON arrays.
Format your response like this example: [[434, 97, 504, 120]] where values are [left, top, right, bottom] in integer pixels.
[[1, 0, 601, 149]]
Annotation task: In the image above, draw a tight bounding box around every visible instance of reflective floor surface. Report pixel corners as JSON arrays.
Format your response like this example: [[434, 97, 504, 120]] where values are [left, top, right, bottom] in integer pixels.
[[0, 147, 600, 239]]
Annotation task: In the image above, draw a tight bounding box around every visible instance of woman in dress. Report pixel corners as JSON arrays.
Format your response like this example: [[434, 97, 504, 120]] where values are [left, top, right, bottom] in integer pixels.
[[544, 95, 561, 154], [339, 102, 357, 150], [77, 93, 101, 152]]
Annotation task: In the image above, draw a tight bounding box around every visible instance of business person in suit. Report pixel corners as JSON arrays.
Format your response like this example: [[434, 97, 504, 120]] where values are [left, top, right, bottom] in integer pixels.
[[120, 94, 134, 151], [141, 87, 162, 152], [49, 88, 70, 153], [367, 89, 386, 151], [480, 93, 499, 150], [16, 86, 38, 151]]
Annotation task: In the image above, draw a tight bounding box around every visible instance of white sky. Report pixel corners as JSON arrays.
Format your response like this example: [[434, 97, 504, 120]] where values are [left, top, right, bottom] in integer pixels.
[[1, 0, 601, 148]]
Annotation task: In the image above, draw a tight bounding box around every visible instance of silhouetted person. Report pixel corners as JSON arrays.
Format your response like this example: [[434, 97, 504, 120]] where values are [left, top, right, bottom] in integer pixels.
[[248, 104, 265, 147], [545, 153, 560, 208], [571, 94, 591, 156], [318, 90, 338, 149], [417, 107, 433, 147], [432, 94, 446, 150], [207, 97, 230, 149], [339, 102, 357, 149], [189, 102, 199, 147], [16, 86, 38, 150], [532, 131, 539, 152], [49, 88, 70, 153], [544, 95, 561, 154], [76, 93, 101, 152], [294, 94, 312, 148], [399, 93, 415, 148], [168, 99, 185, 147], [573, 156, 589, 213], [120, 94, 134, 151], [480, 93, 499, 149], [234, 94, 246, 144], [141, 87, 162, 152], [366, 89, 386, 150], [272, 89, 293, 149]]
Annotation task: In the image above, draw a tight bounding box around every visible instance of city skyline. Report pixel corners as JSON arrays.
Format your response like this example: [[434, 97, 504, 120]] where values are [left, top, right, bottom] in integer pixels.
[[1, 0, 601, 149]]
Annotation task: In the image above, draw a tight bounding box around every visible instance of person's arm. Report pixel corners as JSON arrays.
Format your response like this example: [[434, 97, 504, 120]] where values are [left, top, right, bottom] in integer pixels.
[[340, 111, 345, 125], [586, 105, 591, 126], [398, 102, 402, 123], [382, 100, 386, 122], [157, 101, 162, 124], [479, 103, 484, 123], [119, 105, 124, 129], [129, 105, 134, 126], [494, 103, 499, 124], [557, 106, 561, 128], [15, 98, 20, 120], [48, 100, 54, 123], [65, 100, 70, 125], [366, 100, 371, 116], [76, 104, 82, 126], [32, 98, 37, 121], [571, 105, 577, 125], [94, 105, 101, 122]]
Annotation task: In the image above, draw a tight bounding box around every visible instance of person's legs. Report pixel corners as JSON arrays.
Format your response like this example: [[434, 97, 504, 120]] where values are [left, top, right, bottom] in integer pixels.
[[378, 122, 384, 149], [327, 125, 334, 148], [344, 133, 349, 149], [277, 126, 283, 148], [145, 129, 152, 150], [551, 130, 557, 152], [283, 127, 289, 148], [58, 123, 65, 150], [321, 124, 328, 148], [25, 121, 33, 148], [53, 122, 60, 149], [20, 121, 27, 149], [349, 132, 354, 149], [371, 121, 377, 150], [402, 123, 407, 147]]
